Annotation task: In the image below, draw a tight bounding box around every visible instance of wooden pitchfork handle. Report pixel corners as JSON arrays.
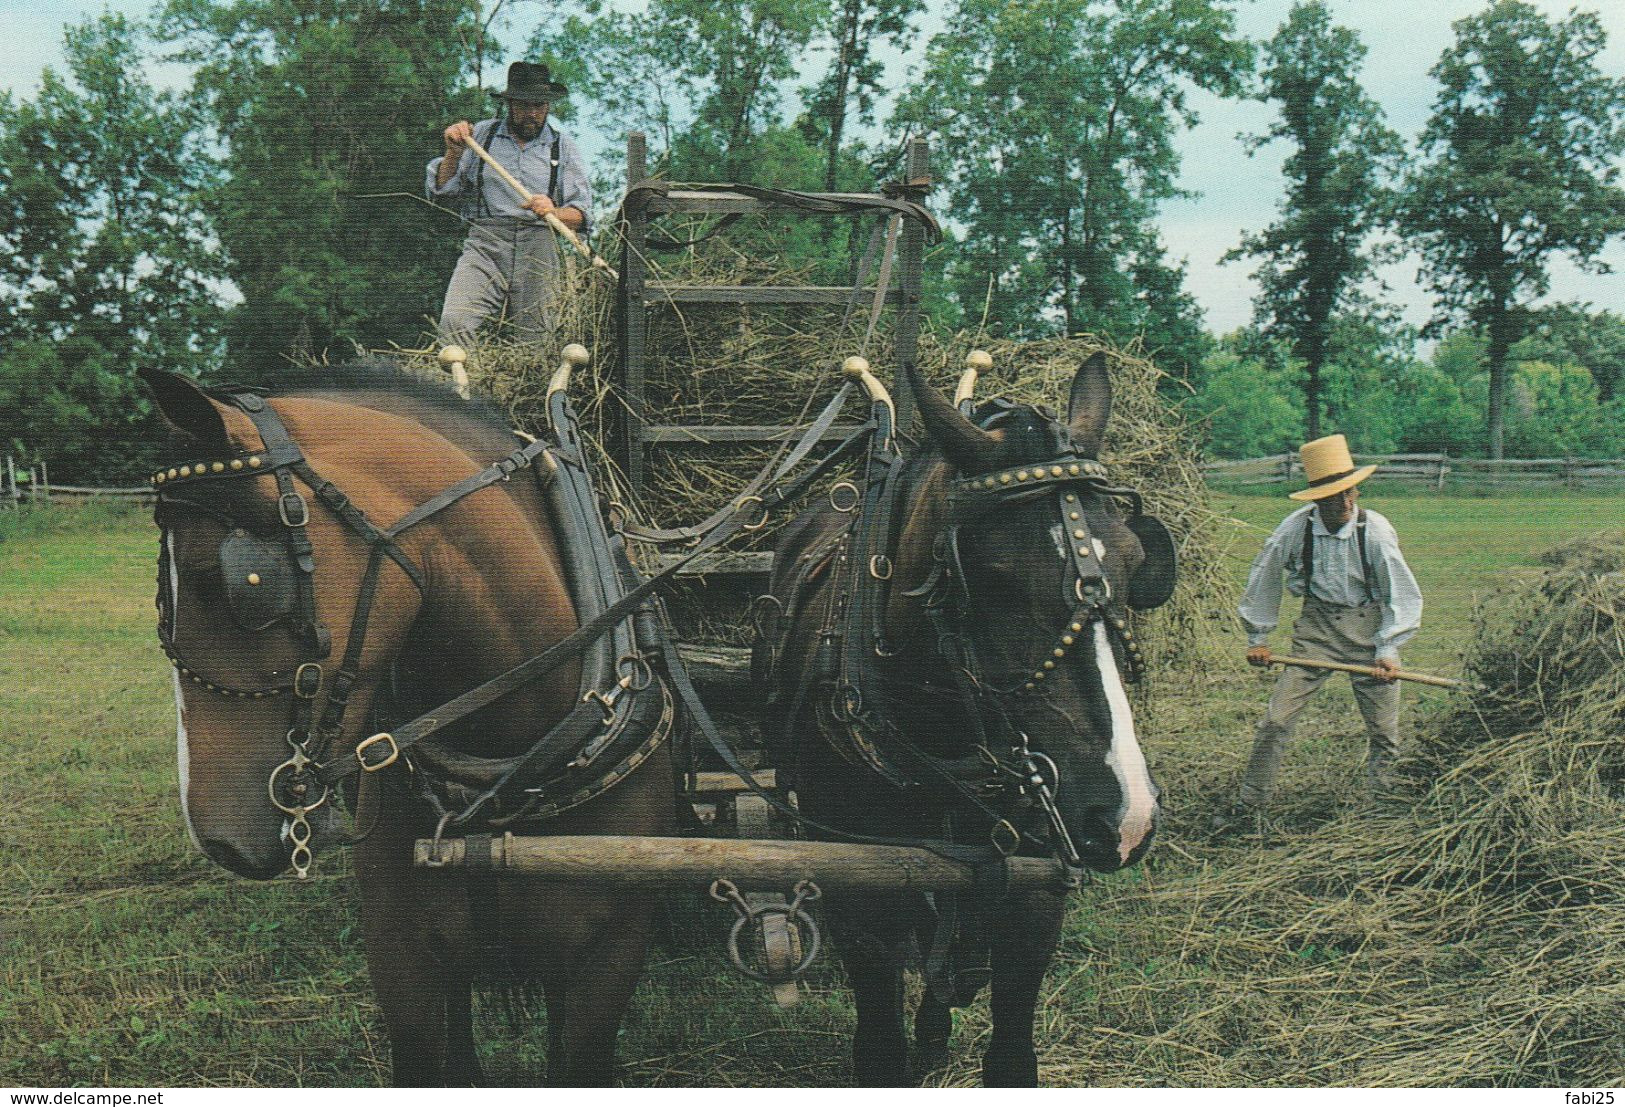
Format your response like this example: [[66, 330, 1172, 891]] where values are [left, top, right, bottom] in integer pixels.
[[459, 134, 617, 281], [1266, 654, 1476, 690]]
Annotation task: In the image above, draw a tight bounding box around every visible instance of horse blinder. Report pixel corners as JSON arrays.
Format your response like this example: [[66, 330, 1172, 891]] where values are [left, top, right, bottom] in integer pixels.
[[1125, 513, 1177, 611], [219, 529, 298, 631]]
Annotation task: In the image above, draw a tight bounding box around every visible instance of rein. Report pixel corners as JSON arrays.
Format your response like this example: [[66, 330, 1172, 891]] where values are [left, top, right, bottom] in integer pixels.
[[762, 408, 1163, 872], [150, 366, 881, 878]]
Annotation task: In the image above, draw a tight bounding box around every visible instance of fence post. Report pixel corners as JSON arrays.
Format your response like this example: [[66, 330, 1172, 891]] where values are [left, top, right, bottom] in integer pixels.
[[38, 460, 50, 503], [3, 455, 14, 509]]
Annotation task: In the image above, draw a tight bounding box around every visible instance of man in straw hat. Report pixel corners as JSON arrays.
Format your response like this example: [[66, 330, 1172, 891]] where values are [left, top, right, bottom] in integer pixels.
[[1214, 434, 1423, 833], [426, 61, 592, 346]]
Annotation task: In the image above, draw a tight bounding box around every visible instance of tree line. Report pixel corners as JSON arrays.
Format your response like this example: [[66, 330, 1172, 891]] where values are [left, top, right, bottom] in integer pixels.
[[1, 0, 1622, 482]]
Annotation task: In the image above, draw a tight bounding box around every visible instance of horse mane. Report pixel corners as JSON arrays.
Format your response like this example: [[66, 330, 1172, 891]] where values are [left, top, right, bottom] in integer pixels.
[[259, 358, 521, 463]]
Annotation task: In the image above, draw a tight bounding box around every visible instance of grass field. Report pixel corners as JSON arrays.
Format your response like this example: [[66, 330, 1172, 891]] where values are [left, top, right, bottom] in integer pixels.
[[2, 491, 1620, 1087]]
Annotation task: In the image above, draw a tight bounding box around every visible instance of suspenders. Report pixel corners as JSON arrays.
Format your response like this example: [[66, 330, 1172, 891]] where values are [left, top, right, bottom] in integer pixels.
[[470, 121, 562, 219], [1300, 506, 1374, 603]]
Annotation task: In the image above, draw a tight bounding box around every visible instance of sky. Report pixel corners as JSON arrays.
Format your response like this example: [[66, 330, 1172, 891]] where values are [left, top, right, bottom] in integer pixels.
[[3, 0, 1622, 338]]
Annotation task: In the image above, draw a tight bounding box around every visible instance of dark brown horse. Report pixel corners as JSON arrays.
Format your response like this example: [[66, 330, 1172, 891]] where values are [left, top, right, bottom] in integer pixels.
[[142, 363, 674, 1086], [757, 353, 1168, 1086]]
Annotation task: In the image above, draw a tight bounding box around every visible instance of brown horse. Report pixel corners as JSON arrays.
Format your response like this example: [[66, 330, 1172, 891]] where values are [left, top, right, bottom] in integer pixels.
[[757, 354, 1169, 1086], [142, 363, 674, 1086]]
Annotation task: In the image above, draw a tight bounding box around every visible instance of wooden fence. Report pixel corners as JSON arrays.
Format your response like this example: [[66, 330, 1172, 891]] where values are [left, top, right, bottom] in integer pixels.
[[1202, 453, 1625, 493], [2, 456, 155, 509]]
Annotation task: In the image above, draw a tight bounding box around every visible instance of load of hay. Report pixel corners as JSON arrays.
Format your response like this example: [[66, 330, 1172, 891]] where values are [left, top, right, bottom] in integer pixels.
[[952, 531, 1623, 1088], [395, 247, 1235, 670]]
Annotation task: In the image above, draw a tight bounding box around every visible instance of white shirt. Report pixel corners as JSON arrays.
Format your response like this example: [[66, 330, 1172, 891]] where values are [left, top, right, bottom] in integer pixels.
[[1238, 505, 1422, 661]]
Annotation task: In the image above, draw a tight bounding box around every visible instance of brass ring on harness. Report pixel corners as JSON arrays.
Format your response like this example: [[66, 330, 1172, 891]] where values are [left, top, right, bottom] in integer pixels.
[[990, 819, 1022, 857], [616, 653, 655, 692], [868, 554, 893, 581], [829, 481, 860, 513], [267, 752, 330, 818], [734, 494, 770, 532]]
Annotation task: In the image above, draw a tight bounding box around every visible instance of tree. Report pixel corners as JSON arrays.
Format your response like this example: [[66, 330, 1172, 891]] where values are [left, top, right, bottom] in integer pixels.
[[892, 0, 1249, 375], [1518, 304, 1625, 405], [0, 13, 225, 480], [1225, 1, 1400, 440], [158, 0, 485, 369], [1394, 1, 1625, 458], [536, 0, 827, 184], [798, 0, 924, 192]]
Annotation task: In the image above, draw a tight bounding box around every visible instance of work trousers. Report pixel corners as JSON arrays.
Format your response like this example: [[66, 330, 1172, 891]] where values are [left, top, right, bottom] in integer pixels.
[[1239, 596, 1401, 808], [438, 218, 563, 347]]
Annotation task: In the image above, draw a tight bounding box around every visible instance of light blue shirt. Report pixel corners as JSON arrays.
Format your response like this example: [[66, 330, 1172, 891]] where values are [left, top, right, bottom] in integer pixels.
[[426, 118, 593, 233], [1238, 505, 1422, 661]]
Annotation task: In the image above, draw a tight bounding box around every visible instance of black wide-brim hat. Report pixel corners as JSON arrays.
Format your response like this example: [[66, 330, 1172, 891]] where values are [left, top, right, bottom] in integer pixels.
[[492, 61, 567, 103]]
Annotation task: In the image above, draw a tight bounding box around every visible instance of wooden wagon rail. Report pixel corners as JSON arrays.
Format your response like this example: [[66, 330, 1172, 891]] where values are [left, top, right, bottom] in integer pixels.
[[414, 833, 1069, 894]]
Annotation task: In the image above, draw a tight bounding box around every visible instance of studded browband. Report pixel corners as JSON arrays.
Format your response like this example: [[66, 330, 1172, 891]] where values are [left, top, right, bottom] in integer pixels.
[[950, 457, 1110, 498]]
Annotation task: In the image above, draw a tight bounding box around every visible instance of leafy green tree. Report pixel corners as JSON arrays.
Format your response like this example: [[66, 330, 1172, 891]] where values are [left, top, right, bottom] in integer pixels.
[[0, 13, 224, 480], [158, 0, 484, 369], [1394, 1, 1625, 458], [1226, 1, 1400, 439], [537, 0, 827, 184], [892, 0, 1249, 377], [1517, 304, 1625, 404], [1189, 344, 1302, 458], [798, 0, 924, 192]]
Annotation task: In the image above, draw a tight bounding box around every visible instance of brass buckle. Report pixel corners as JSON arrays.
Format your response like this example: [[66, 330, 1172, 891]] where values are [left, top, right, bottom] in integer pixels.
[[293, 662, 322, 699], [278, 491, 309, 527], [355, 732, 399, 772], [868, 554, 892, 580], [990, 819, 1022, 857]]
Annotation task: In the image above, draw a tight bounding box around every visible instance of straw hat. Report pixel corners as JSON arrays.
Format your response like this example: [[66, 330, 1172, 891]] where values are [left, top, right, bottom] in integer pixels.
[[1288, 434, 1377, 501]]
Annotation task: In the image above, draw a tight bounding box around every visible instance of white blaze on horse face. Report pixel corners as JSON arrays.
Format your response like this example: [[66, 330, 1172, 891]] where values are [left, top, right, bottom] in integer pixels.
[[166, 533, 202, 850], [1093, 620, 1156, 862]]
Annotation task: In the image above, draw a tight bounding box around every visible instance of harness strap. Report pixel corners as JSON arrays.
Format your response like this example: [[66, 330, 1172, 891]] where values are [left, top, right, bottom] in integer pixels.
[[315, 416, 878, 789], [654, 619, 1010, 866], [618, 383, 861, 547]]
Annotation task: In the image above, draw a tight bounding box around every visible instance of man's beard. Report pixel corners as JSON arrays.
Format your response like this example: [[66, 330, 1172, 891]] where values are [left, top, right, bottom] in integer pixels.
[[511, 117, 544, 140]]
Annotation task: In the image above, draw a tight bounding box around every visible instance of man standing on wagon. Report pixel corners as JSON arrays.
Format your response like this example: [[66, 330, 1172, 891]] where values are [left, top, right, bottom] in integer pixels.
[[1215, 434, 1423, 831], [426, 61, 592, 347]]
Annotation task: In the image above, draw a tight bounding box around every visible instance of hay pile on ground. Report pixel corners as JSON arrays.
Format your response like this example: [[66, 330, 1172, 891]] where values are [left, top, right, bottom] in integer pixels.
[[963, 531, 1625, 1087]]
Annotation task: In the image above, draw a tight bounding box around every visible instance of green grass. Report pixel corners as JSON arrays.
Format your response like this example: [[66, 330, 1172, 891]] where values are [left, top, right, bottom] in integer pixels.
[[1, 494, 1618, 1086]]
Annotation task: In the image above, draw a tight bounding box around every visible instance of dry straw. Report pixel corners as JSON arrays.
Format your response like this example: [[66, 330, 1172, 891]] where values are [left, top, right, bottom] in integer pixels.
[[391, 244, 1235, 670], [923, 531, 1624, 1088]]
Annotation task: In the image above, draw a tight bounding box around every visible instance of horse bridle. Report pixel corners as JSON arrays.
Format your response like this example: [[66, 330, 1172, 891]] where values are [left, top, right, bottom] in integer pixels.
[[899, 453, 1156, 867], [152, 387, 552, 876]]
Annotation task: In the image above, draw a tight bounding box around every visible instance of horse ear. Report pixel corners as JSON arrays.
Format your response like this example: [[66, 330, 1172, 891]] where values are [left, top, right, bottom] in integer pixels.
[[139, 368, 230, 448], [902, 358, 1001, 472], [1066, 352, 1112, 458]]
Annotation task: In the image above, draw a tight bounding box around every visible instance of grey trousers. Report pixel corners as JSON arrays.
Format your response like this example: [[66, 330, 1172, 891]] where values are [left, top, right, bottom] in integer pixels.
[[437, 219, 563, 347], [1239, 597, 1402, 808]]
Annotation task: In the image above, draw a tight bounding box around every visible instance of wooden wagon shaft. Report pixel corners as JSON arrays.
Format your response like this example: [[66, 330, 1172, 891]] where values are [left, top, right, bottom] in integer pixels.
[[1267, 654, 1474, 689], [414, 833, 1069, 893], [460, 134, 617, 281]]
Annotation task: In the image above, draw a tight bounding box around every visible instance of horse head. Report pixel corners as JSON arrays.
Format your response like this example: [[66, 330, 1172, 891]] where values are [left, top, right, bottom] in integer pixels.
[[141, 369, 469, 878], [892, 353, 1167, 872]]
